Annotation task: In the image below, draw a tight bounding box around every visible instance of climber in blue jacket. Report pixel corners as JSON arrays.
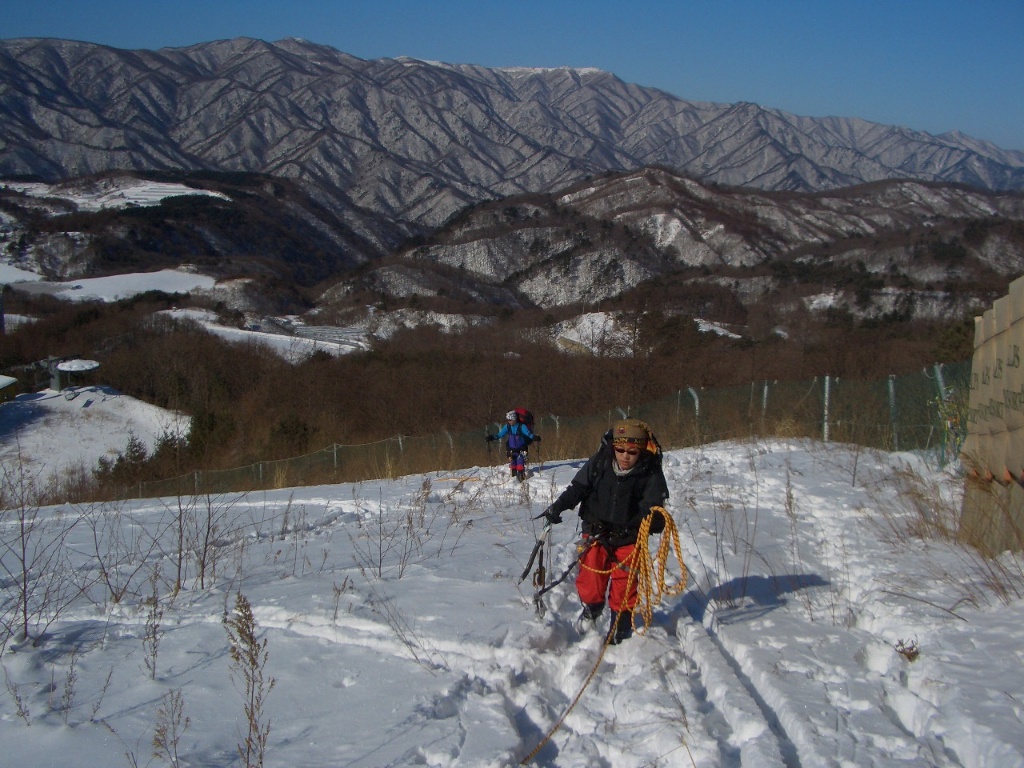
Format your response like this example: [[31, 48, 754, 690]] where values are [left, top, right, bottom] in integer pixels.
[[487, 410, 539, 482]]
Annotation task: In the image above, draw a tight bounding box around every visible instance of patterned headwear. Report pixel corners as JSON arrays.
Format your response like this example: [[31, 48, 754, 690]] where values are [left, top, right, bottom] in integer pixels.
[[612, 418, 649, 445]]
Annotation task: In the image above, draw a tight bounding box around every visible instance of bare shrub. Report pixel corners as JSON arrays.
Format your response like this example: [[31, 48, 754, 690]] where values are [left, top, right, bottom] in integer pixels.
[[224, 592, 275, 768], [59, 645, 80, 724], [153, 688, 190, 767], [142, 569, 164, 681], [349, 486, 424, 580], [81, 498, 156, 606], [0, 452, 83, 649], [358, 574, 449, 672], [331, 576, 352, 625], [2, 664, 31, 725], [158, 493, 197, 594], [191, 492, 241, 589], [894, 637, 920, 662], [89, 667, 115, 722], [773, 417, 803, 438], [873, 463, 961, 542]]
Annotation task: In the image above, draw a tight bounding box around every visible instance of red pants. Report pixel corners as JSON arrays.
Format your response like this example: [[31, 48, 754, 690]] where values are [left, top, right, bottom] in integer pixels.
[[576, 537, 638, 612]]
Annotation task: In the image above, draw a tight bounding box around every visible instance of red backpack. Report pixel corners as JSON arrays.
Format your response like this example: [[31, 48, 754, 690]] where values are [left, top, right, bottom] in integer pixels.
[[513, 407, 535, 431]]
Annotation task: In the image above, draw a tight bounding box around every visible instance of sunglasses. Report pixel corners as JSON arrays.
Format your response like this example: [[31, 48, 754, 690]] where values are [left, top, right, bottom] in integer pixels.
[[614, 447, 640, 456]]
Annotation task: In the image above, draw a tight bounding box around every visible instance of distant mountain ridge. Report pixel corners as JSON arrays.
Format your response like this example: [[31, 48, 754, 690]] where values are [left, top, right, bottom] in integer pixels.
[[3, 37, 1024, 328], [1, 35, 1023, 253], [3, 165, 1023, 325], [337, 166, 1024, 315]]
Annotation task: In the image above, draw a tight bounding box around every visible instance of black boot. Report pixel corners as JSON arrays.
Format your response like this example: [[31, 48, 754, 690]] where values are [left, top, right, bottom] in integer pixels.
[[517, 470, 526, 482], [607, 611, 633, 645], [575, 602, 604, 634]]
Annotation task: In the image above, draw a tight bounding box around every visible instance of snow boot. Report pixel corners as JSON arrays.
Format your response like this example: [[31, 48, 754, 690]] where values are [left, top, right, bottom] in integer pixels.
[[517, 469, 527, 482], [607, 611, 633, 645], [575, 602, 604, 634]]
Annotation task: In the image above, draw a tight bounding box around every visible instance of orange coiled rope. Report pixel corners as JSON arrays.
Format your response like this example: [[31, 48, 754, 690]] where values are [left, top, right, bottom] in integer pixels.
[[627, 505, 689, 635]]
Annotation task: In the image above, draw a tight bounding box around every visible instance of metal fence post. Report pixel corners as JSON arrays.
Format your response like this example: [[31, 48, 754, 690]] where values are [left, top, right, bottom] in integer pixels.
[[823, 375, 831, 442], [688, 387, 700, 442], [934, 362, 947, 397], [888, 374, 898, 450]]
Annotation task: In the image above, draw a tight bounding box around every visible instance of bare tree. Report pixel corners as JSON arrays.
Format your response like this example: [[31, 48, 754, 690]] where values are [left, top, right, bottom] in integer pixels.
[[80, 498, 157, 606], [153, 492, 198, 595], [188, 492, 244, 590], [0, 451, 82, 649]]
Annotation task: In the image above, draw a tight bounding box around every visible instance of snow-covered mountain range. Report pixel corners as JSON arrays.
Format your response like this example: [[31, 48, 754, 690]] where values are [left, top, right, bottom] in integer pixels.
[[2, 36, 1023, 242], [2, 37, 1023, 332]]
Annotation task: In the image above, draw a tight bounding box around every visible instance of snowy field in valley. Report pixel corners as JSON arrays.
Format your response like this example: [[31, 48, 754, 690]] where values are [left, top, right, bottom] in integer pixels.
[[2, 178, 229, 212], [0, 385, 189, 479], [1, 387, 1022, 767]]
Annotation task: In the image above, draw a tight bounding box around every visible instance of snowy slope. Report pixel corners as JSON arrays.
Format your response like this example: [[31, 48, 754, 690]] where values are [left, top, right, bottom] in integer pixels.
[[0, 385, 190, 479], [0, 425, 1021, 767]]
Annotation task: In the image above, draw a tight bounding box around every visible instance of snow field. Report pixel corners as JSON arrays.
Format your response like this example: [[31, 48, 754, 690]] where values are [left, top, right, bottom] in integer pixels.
[[0, 440, 1022, 767]]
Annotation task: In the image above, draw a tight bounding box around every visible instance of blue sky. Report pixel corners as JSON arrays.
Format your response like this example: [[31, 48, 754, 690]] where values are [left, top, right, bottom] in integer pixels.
[[2, 0, 1022, 151]]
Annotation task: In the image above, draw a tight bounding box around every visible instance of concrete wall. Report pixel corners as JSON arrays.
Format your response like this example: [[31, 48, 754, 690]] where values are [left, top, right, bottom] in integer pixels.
[[960, 274, 1024, 553]]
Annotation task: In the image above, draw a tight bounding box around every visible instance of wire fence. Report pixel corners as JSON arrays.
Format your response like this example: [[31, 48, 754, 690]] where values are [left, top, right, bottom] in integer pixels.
[[131, 361, 971, 500]]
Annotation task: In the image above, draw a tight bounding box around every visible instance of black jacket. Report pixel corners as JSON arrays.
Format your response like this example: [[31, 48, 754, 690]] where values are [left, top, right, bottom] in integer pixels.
[[549, 429, 669, 547]]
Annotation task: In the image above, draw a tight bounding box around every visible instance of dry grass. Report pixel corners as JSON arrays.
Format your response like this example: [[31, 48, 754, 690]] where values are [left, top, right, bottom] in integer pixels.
[[894, 637, 920, 662], [866, 459, 1024, 608]]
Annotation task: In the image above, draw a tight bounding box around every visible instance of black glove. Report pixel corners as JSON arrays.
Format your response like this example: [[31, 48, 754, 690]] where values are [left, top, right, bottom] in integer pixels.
[[542, 505, 562, 525], [645, 509, 666, 535], [533, 434, 541, 442], [486, 434, 497, 442]]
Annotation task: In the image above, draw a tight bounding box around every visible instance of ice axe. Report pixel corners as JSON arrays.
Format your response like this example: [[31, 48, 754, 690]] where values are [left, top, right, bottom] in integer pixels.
[[519, 519, 551, 584]]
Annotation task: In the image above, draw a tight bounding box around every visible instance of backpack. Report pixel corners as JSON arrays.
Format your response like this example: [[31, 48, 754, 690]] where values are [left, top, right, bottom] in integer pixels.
[[513, 408, 534, 431]]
